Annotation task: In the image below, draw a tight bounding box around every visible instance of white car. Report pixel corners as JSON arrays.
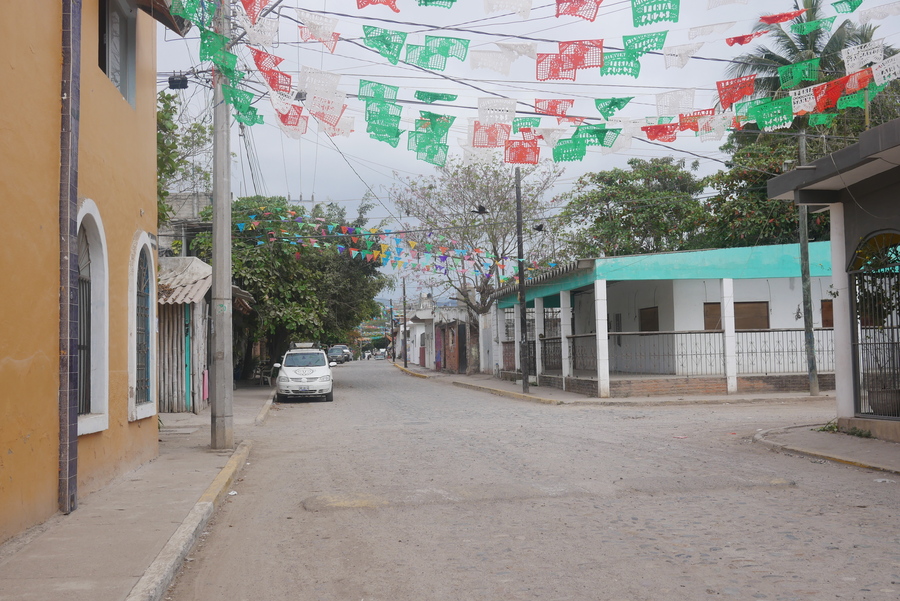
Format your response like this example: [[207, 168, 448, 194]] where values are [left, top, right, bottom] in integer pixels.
[[274, 348, 336, 402]]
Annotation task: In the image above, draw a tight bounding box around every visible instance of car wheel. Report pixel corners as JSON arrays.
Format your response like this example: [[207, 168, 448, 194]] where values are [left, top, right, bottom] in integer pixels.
[[276, 393, 286, 403], [324, 391, 334, 402]]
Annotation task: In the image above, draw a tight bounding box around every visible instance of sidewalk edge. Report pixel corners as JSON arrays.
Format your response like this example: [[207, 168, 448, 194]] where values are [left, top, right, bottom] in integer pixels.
[[255, 391, 275, 425], [124, 440, 253, 601], [452, 380, 562, 405], [393, 364, 430, 379], [754, 425, 900, 475]]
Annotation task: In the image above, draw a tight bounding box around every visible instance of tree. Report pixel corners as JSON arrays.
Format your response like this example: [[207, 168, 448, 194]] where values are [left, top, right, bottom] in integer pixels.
[[192, 196, 390, 367], [726, 0, 881, 94], [725, 0, 898, 160], [389, 155, 563, 374], [558, 157, 706, 258], [156, 91, 213, 226], [700, 140, 830, 248], [714, 0, 897, 246]]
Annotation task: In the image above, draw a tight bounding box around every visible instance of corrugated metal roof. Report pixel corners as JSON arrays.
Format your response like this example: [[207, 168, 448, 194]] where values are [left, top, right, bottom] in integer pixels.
[[158, 257, 255, 310], [158, 257, 212, 305]]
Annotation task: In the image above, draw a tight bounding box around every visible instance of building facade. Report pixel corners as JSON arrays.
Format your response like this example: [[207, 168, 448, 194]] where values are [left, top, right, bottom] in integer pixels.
[[0, 1, 182, 542]]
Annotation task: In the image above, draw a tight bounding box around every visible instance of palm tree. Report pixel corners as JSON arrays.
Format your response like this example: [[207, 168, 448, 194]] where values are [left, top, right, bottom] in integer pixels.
[[726, 0, 884, 94]]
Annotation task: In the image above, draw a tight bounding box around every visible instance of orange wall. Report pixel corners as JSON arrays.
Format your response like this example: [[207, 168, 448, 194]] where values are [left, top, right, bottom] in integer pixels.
[[0, 3, 65, 543], [0, 1, 161, 542], [76, 0, 159, 495]]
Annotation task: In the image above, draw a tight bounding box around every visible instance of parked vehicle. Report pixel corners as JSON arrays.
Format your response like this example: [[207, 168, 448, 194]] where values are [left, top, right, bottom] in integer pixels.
[[331, 344, 353, 361], [274, 347, 336, 402], [327, 347, 347, 364]]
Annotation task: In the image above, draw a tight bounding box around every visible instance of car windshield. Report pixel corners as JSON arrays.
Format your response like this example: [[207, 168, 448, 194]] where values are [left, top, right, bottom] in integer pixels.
[[283, 353, 326, 367], [328, 349, 341, 356]]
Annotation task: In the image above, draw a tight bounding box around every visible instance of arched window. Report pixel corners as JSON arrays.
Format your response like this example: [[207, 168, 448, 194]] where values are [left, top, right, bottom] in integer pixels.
[[128, 232, 157, 422], [76, 200, 109, 435], [77, 227, 92, 415], [135, 249, 151, 405]]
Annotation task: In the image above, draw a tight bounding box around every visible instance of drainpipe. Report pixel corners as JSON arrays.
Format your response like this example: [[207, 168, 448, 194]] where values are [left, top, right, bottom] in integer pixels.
[[58, 0, 82, 514]]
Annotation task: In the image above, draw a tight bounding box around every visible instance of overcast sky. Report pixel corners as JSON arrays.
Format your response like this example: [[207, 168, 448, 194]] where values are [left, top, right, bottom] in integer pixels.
[[156, 0, 900, 229]]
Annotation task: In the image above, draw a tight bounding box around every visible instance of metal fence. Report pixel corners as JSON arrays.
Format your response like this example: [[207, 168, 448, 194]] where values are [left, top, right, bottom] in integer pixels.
[[852, 261, 900, 419], [541, 337, 563, 372], [735, 328, 835, 375], [608, 331, 725, 376], [570, 334, 597, 372], [503, 327, 836, 380]]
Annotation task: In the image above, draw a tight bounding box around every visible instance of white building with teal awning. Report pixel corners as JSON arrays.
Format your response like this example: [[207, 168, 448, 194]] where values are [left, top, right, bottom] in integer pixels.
[[485, 242, 833, 398]]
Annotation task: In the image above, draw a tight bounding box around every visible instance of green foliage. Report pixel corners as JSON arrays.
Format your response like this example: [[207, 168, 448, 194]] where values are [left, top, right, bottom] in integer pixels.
[[192, 196, 389, 360], [847, 426, 873, 438], [558, 157, 706, 257], [156, 91, 213, 227], [157, 92, 179, 225], [700, 140, 829, 248], [816, 420, 839, 432]]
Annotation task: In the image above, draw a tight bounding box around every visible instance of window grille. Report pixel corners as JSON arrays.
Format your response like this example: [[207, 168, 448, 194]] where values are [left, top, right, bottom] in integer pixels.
[[136, 250, 151, 404], [77, 228, 91, 415], [504, 307, 515, 340]]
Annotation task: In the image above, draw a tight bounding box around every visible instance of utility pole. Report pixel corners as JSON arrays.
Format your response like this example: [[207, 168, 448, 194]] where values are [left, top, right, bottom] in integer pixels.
[[390, 300, 395, 363], [515, 167, 529, 394], [799, 130, 820, 396], [210, 0, 233, 449], [402, 277, 408, 368]]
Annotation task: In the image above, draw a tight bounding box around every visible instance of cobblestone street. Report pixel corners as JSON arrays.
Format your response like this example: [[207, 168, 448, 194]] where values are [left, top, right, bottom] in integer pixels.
[[167, 361, 900, 601]]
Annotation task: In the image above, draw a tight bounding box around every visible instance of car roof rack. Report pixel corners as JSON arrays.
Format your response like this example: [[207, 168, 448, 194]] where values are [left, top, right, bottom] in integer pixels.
[[289, 342, 318, 349]]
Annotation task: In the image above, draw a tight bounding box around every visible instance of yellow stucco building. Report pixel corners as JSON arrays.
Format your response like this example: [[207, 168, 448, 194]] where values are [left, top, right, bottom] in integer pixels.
[[0, 1, 183, 543]]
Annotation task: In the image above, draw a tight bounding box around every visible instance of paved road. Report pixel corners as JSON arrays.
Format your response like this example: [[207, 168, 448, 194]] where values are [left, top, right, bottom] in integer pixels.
[[166, 361, 900, 601]]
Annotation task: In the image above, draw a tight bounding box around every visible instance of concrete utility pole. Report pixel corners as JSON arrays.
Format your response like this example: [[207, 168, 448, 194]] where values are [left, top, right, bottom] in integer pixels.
[[402, 277, 408, 369], [515, 167, 529, 394], [799, 130, 820, 396], [210, 0, 234, 449]]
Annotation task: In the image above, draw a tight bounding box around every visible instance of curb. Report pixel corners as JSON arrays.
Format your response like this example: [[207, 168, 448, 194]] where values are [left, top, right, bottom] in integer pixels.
[[124, 440, 253, 601], [254, 392, 274, 425], [753, 425, 900, 475], [393, 363, 431, 379], [452, 380, 562, 405]]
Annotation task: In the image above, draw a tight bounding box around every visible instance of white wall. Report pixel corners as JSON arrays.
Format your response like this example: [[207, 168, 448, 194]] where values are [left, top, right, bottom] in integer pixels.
[[672, 277, 833, 330], [605, 281, 675, 332]]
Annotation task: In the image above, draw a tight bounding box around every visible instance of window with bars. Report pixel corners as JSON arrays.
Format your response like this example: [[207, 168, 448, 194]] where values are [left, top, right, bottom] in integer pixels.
[[504, 307, 515, 340], [135, 249, 151, 404], [77, 228, 92, 415]]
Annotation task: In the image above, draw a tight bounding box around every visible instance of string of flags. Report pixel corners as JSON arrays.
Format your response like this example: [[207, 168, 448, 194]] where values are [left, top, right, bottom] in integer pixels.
[[233, 210, 556, 282], [169, 0, 900, 167]]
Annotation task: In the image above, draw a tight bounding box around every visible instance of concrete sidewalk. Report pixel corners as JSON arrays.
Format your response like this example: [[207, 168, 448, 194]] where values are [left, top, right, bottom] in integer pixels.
[[0, 383, 273, 601], [2, 370, 898, 601]]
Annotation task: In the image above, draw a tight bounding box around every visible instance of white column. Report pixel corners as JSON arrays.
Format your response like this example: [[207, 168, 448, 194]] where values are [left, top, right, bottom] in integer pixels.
[[513, 303, 522, 371], [560, 291, 572, 389], [830, 204, 854, 419], [492, 305, 502, 376], [594, 279, 610, 398], [721, 278, 737, 393], [534, 297, 545, 381]]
